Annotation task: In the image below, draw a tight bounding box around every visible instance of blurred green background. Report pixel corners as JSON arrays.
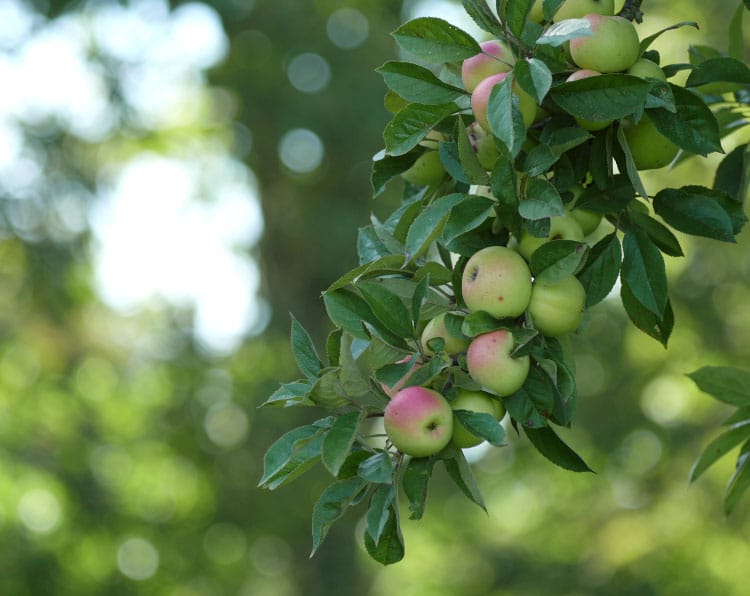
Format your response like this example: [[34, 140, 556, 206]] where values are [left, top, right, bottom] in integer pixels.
[[0, 0, 748, 594]]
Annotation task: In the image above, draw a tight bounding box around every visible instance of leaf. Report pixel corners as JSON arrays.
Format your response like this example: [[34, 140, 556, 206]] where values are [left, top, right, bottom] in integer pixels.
[[358, 225, 390, 263], [616, 125, 648, 200], [454, 410, 506, 446], [462, 0, 504, 37], [357, 281, 414, 339], [411, 273, 430, 326], [377, 61, 467, 105], [364, 503, 405, 565], [290, 315, 323, 380], [322, 411, 364, 476], [371, 149, 421, 197], [690, 421, 750, 483], [725, 450, 750, 515], [639, 21, 699, 53], [326, 255, 407, 294], [442, 195, 495, 244], [542, 0, 565, 20], [504, 388, 547, 429], [503, 0, 535, 38], [551, 75, 651, 121], [310, 477, 368, 556], [487, 74, 527, 158], [529, 240, 588, 283], [729, 1, 745, 61], [524, 425, 593, 472], [309, 368, 353, 409], [259, 424, 323, 488], [688, 367, 750, 406], [392, 17, 481, 63], [456, 116, 490, 185], [405, 193, 465, 260], [366, 485, 396, 545], [461, 311, 503, 337], [536, 18, 592, 47], [324, 288, 378, 340], [402, 457, 434, 520], [621, 226, 668, 317], [653, 186, 736, 243], [519, 178, 565, 220], [260, 380, 315, 408], [714, 144, 748, 202], [686, 57, 750, 88], [384, 103, 458, 156], [441, 445, 486, 510], [620, 283, 674, 347], [574, 233, 621, 308], [629, 212, 684, 257], [358, 451, 394, 484], [514, 58, 553, 104]]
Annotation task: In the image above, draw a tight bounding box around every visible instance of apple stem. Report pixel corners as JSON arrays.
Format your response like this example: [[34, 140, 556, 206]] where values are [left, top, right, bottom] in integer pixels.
[[618, 0, 644, 23]]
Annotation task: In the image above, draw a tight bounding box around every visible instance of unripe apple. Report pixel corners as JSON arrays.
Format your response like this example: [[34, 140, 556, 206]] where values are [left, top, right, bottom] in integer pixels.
[[528, 275, 587, 337], [421, 312, 470, 356], [471, 72, 537, 132], [462, 40, 515, 93], [554, 0, 615, 21], [462, 246, 533, 318], [565, 69, 610, 131], [467, 121, 499, 170], [466, 329, 530, 396], [451, 390, 505, 448], [567, 185, 602, 235], [622, 113, 679, 170], [516, 213, 584, 260], [529, 0, 545, 23], [570, 15, 640, 73], [401, 151, 446, 186], [381, 356, 421, 398], [384, 386, 454, 457], [627, 58, 667, 81]]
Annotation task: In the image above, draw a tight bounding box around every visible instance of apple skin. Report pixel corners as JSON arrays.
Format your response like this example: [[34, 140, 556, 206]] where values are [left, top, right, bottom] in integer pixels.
[[623, 113, 679, 170], [462, 246, 532, 318], [384, 386, 454, 457], [567, 184, 602, 235], [528, 275, 587, 337], [381, 356, 421, 398], [554, 0, 615, 21], [467, 121, 499, 170], [421, 312, 470, 356], [471, 72, 537, 132], [462, 40, 514, 93], [401, 151, 446, 186], [570, 15, 641, 73], [627, 58, 666, 81], [466, 329, 530, 397], [565, 69, 610, 131], [517, 213, 584, 260], [451, 390, 505, 448]]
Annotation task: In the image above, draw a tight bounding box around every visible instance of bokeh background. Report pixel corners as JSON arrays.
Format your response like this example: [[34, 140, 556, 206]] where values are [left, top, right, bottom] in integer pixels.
[[0, 0, 748, 594]]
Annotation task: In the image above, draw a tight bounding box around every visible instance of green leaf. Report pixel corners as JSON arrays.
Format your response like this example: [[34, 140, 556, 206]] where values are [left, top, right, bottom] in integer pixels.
[[729, 1, 745, 61], [443, 195, 495, 243], [629, 212, 684, 257], [309, 368, 353, 409], [688, 367, 750, 406], [620, 283, 673, 347], [290, 315, 323, 380], [725, 450, 750, 515], [524, 426, 593, 472], [366, 485, 396, 545], [405, 193, 465, 260], [686, 57, 750, 88], [454, 410, 506, 446], [358, 225, 390, 263], [364, 503, 405, 565], [504, 388, 547, 428], [638, 21, 699, 53], [648, 86, 723, 156], [714, 144, 748, 202], [377, 61, 466, 105], [359, 451, 394, 484], [324, 288, 377, 340], [461, 311, 503, 337], [529, 240, 588, 283], [414, 261, 453, 285], [542, 0, 565, 21], [402, 457, 434, 520], [411, 273, 430, 327], [551, 75, 651, 121], [392, 17, 481, 63], [371, 149, 421, 197], [621, 226, 668, 317], [462, 0, 504, 36], [690, 421, 750, 483], [327, 328, 342, 368], [724, 407, 750, 426], [260, 380, 315, 408], [514, 58, 553, 104], [322, 411, 364, 476], [616, 124, 648, 199], [259, 424, 323, 488], [653, 186, 736, 243], [441, 444, 486, 510], [310, 477, 368, 556], [357, 281, 414, 339], [457, 116, 490, 185], [326, 255, 408, 294], [536, 18, 592, 47], [519, 178, 565, 220], [503, 0, 535, 38], [488, 74, 527, 158], [384, 103, 458, 156]]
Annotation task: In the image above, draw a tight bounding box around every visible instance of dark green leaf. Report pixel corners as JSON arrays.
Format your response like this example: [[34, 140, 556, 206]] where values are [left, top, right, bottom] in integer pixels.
[[364, 503, 405, 565], [384, 103, 458, 156], [366, 485, 396, 545], [629, 212, 684, 257], [358, 225, 390, 263], [519, 177, 565, 220], [714, 144, 748, 202], [402, 457, 434, 520], [724, 407, 750, 426], [414, 261, 453, 285], [504, 388, 547, 428], [358, 451, 394, 484], [392, 17, 481, 63], [337, 449, 373, 480], [259, 424, 323, 488], [529, 240, 588, 283], [504, 0, 535, 38], [688, 367, 750, 406], [461, 311, 503, 337], [542, 0, 564, 21], [620, 283, 673, 347], [653, 186, 736, 243], [322, 411, 364, 476], [457, 116, 490, 185], [411, 273, 430, 326], [488, 75, 527, 158], [524, 425, 593, 472], [454, 410, 506, 446], [443, 195, 495, 243], [439, 140, 470, 185], [405, 193, 465, 260], [686, 57, 750, 88], [324, 288, 378, 340], [260, 380, 315, 408], [616, 125, 648, 199], [371, 149, 421, 197], [536, 18, 592, 47], [357, 281, 414, 339], [290, 315, 323, 380], [462, 0, 504, 36], [725, 450, 750, 515], [514, 58, 553, 104], [621, 226, 668, 317], [378, 61, 466, 105], [690, 421, 750, 483], [311, 477, 368, 556], [309, 368, 353, 409], [326, 255, 407, 294], [441, 444, 486, 510], [551, 75, 651, 121], [327, 329, 343, 368], [730, 1, 745, 61]]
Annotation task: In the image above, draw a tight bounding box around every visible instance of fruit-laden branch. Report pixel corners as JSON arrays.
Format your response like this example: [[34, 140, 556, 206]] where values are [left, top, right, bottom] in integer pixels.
[[618, 0, 644, 23]]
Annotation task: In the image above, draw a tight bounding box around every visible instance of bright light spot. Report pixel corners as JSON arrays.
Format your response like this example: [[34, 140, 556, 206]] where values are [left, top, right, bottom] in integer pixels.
[[462, 441, 493, 463], [90, 445, 133, 488], [279, 128, 324, 173], [117, 537, 159, 581], [18, 489, 62, 534], [640, 375, 691, 427], [617, 429, 663, 476], [204, 402, 249, 448], [327, 8, 369, 49], [406, 0, 483, 39], [0, 0, 35, 49], [203, 523, 247, 565], [250, 535, 293, 577], [287, 53, 331, 93], [609, 477, 650, 509], [166, 3, 228, 68]]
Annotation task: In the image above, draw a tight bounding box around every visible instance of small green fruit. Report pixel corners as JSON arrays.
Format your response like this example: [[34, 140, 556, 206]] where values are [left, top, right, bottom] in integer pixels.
[[627, 58, 667, 81], [462, 246, 533, 318], [401, 151, 446, 186], [570, 15, 640, 73], [451, 390, 505, 448], [467, 329, 530, 397], [517, 213, 584, 260], [421, 312, 470, 356], [622, 113, 679, 170], [528, 275, 587, 337]]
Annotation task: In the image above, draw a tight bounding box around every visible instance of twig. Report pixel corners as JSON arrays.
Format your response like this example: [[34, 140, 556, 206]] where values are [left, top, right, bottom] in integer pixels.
[[618, 0, 645, 23]]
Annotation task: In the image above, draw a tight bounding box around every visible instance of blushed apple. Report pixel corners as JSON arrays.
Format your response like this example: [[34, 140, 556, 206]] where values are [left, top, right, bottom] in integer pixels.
[[570, 15, 640, 73], [421, 312, 470, 356], [451, 390, 505, 448], [528, 274, 587, 337], [461, 40, 514, 93], [384, 386, 453, 457], [466, 329, 530, 396], [471, 72, 537, 132]]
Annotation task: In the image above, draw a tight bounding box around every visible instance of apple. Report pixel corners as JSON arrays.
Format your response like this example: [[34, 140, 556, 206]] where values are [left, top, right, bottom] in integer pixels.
[[466, 329, 530, 396], [554, 0, 615, 21], [466, 121, 499, 170], [566, 185, 602, 235], [461, 40, 514, 93], [401, 151, 446, 186], [384, 386, 453, 457], [451, 390, 505, 448], [516, 213, 584, 260], [461, 246, 533, 318], [471, 72, 537, 132], [570, 15, 640, 73], [528, 275, 587, 337], [622, 113, 679, 170], [381, 356, 421, 398], [565, 69, 610, 131], [627, 58, 667, 81], [529, 0, 545, 23], [421, 312, 470, 356]]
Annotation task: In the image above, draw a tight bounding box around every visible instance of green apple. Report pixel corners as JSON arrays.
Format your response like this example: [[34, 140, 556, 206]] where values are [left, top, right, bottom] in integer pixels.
[[567, 185, 603, 235], [466, 121, 499, 170], [627, 58, 667, 81], [517, 213, 584, 260], [421, 312, 470, 356], [528, 275, 587, 337], [451, 390, 505, 448], [384, 386, 454, 457], [622, 113, 679, 170], [554, 0, 615, 20], [565, 69, 610, 131], [570, 15, 640, 73], [466, 329, 530, 396], [462, 40, 515, 93], [381, 356, 421, 398], [401, 151, 446, 186], [529, 0, 545, 22], [471, 72, 537, 132], [461, 246, 532, 318]]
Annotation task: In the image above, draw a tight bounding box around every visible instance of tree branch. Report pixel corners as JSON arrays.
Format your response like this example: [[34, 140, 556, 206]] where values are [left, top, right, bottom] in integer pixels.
[[618, 0, 645, 23]]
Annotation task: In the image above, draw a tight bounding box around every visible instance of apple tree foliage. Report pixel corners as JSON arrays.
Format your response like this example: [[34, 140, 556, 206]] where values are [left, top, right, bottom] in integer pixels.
[[260, 0, 750, 564]]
